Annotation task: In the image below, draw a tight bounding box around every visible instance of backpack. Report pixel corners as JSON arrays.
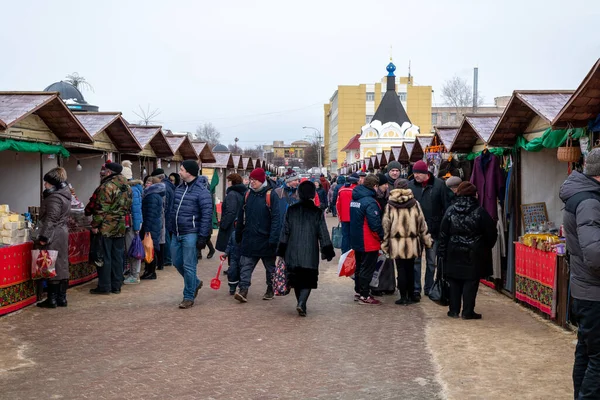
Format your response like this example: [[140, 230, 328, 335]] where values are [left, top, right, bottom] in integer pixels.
[[244, 189, 272, 209]]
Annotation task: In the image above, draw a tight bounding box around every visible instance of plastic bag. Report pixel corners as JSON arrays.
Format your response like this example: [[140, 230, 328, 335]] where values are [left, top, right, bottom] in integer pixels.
[[128, 233, 145, 260], [331, 223, 342, 249], [273, 258, 289, 296], [89, 233, 104, 268], [143, 232, 154, 264], [31, 249, 58, 279], [370, 252, 388, 287], [337, 249, 356, 277]]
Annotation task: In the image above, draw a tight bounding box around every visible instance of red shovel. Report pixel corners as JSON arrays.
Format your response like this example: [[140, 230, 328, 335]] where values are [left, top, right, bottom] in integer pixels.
[[210, 255, 227, 290]]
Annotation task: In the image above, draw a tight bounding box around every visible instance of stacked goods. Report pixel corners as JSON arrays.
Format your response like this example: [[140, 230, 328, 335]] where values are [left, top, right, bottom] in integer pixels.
[[0, 205, 28, 245]]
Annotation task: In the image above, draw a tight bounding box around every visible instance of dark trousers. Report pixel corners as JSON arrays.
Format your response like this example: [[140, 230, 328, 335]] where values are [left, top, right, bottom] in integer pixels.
[[158, 244, 165, 269], [98, 236, 125, 292], [239, 256, 275, 290], [227, 248, 241, 290], [331, 205, 337, 217], [144, 249, 161, 274], [354, 251, 379, 298], [395, 258, 415, 299], [164, 231, 172, 265], [572, 298, 600, 399], [341, 222, 351, 255], [447, 278, 479, 316]]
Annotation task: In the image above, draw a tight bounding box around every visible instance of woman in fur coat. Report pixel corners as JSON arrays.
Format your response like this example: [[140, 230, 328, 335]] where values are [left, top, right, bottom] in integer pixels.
[[382, 179, 433, 305]]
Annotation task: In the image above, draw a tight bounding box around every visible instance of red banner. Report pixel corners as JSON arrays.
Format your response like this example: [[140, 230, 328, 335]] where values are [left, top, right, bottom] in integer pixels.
[[68, 230, 90, 265], [515, 243, 557, 317]]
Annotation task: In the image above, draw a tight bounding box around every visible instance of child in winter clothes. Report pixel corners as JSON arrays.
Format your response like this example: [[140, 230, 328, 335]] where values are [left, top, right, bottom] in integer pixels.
[[225, 231, 241, 295]]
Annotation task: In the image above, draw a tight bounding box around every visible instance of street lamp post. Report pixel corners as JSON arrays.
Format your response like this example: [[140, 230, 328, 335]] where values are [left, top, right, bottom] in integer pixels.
[[302, 126, 322, 169]]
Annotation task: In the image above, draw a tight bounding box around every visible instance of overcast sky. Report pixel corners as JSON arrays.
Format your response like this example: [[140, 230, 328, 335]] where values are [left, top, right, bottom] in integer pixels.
[[1, 0, 598, 147]]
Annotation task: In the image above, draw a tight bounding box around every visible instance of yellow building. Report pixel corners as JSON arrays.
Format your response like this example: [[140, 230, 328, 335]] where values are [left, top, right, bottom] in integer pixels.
[[323, 62, 432, 170]]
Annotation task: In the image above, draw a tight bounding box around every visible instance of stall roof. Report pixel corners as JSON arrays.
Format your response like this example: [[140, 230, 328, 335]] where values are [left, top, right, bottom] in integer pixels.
[[489, 91, 573, 146], [417, 135, 434, 151], [452, 114, 501, 152], [231, 155, 243, 169], [376, 152, 387, 168], [242, 156, 253, 170], [341, 134, 361, 152], [383, 149, 393, 163], [553, 59, 600, 128], [74, 112, 142, 152], [398, 141, 415, 163], [190, 141, 216, 163], [391, 146, 402, 163], [0, 92, 93, 143], [165, 135, 197, 160], [203, 152, 234, 169], [433, 126, 460, 151], [129, 125, 174, 158], [370, 155, 378, 169]]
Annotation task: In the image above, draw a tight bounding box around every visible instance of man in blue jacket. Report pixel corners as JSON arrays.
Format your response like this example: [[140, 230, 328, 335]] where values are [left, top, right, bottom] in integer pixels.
[[235, 168, 281, 303], [170, 160, 213, 309]]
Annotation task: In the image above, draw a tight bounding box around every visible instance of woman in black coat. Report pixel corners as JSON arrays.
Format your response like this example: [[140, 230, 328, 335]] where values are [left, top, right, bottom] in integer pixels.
[[277, 181, 335, 317], [437, 182, 497, 320], [140, 177, 165, 280]]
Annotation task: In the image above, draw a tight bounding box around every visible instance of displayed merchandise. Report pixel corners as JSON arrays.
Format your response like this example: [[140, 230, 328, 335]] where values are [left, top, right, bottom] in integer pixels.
[[515, 243, 558, 318], [470, 152, 504, 221], [0, 242, 36, 316]]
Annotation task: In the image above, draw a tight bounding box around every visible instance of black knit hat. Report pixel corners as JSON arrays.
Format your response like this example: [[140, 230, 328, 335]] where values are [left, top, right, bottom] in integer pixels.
[[151, 168, 165, 177], [376, 173, 387, 186], [105, 162, 123, 174], [181, 160, 199, 177], [298, 180, 316, 201]]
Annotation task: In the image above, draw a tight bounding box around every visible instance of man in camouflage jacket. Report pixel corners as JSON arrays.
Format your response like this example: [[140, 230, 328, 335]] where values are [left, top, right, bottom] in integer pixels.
[[87, 162, 133, 295]]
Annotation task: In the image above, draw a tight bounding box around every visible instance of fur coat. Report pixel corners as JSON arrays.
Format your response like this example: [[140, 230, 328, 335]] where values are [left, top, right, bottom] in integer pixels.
[[381, 188, 433, 260]]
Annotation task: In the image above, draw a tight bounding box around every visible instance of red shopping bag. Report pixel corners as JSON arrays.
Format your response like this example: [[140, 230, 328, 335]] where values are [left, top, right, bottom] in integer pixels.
[[337, 249, 356, 277]]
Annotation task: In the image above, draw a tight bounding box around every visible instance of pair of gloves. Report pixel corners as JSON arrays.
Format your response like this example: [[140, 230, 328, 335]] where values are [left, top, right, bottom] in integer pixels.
[[196, 236, 210, 250]]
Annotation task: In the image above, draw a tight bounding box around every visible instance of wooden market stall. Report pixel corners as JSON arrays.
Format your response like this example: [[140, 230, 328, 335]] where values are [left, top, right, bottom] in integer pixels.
[[127, 125, 174, 179], [164, 134, 199, 175]]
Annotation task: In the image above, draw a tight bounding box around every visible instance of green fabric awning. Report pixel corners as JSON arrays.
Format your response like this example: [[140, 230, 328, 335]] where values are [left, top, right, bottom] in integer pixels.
[[514, 127, 586, 152], [0, 139, 70, 157]]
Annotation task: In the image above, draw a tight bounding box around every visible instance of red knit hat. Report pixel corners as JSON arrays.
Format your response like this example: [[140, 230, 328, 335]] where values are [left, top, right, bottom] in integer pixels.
[[412, 160, 428, 174], [249, 168, 266, 183]]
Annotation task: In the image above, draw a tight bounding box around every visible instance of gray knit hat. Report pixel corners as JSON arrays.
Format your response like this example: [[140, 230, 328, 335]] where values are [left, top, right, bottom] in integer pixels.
[[446, 176, 462, 189], [387, 160, 402, 172], [584, 148, 600, 176]]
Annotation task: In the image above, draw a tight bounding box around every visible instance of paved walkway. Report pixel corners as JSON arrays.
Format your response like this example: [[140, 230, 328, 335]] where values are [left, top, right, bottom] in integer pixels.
[[0, 216, 576, 399]]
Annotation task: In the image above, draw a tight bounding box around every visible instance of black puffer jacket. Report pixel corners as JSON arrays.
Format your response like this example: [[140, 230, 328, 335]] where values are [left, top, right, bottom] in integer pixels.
[[408, 172, 453, 238], [215, 183, 246, 252], [277, 200, 335, 269], [437, 196, 497, 280]]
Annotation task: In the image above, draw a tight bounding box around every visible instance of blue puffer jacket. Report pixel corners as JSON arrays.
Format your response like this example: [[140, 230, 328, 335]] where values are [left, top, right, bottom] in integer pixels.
[[128, 180, 143, 232], [162, 178, 176, 233], [236, 179, 281, 258], [142, 183, 165, 249], [331, 176, 346, 208], [350, 184, 384, 252], [171, 175, 212, 238], [274, 183, 299, 226]]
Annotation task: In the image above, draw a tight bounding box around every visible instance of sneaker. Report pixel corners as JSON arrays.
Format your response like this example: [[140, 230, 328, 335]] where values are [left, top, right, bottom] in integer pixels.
[[263, 287, 274, 300], [179, 299, 194, 309], [358, 296, 382, 305], [194, 281, 203, 299], [354, 293, 360, 302], [462, 312, 482, 320], [235, 289, 248, 303], [447, 311, 460, 319], [123, 276, 140, 285]]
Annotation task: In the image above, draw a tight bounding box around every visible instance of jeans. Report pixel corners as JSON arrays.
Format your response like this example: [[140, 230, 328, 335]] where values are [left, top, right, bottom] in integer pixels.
[[447, 278, 479, 316], [164, 231, 172, 265], [354, 251, 379, 298], [125, 229, 141, 278], [395, 258, 415, 299], [572, 298, 600, 399], [331, 205, 337, 217], [341, 222, 351, 255], [171, 233, 201, 301], [98, 236, 125, 292], [239, 256, 275, 290], [414, 241, 439, 294]]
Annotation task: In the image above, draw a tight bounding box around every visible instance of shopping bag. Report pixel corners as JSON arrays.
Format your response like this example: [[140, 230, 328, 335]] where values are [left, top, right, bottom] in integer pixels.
[[273, 258, 289, 296], [143, 232, 154, 264], [210, 255, 227, 290], [128, 233, 145, 260], [337, 249, 356, 277], [370, 252, 388, 287], [331, 223, 342, 249], [31, 249, 58, 279], [89, 232, 104, 268], [429, 258, 449, 306]]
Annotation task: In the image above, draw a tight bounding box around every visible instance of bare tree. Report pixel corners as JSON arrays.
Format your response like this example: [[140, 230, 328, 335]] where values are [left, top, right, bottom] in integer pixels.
[[303, 142, 320, 169], [133, 105, 161, 126], [65, 72, 94, 92], [441, 76, 484, 118], [242, 146, 263, 159], [194, 123, 221, 149]]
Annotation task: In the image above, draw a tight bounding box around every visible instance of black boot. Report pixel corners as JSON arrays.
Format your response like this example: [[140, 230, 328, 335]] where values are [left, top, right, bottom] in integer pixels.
[[296, 288, 311, 317], [56, 279, 68, 307], [37, 282, 58, 308]]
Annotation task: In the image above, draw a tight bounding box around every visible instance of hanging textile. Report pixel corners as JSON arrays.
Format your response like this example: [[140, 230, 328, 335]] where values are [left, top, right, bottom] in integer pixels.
[[0, 138, 70, 157], [515, 243, 558, 318], [210, 169, 220, 229], [466, 147, 506, 160], [470, 152, 504, 221], [514, 127, 586, 152], [492, 203, 506, 280]]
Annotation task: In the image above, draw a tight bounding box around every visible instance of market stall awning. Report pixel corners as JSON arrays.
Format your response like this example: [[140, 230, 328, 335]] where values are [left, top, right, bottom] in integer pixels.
[[242, 157, 253, 170], [0, 92, 93, 143], [74, 112, 142, 152], [376, 152, 387, 168], [451, 114, 501, 152], [383, 149, 393, 163], [129, 125, 174, 158], [391, 146, 402, 163], [190, 141, 216, 163], [417, 135, 434, 151], [370, 155, 378, 170], [165, 135, 197, 160], [489, 91, 573, 146], [433, 126, 460, 151], [203, 152, 234, 169], [398, 141, 414, 163], [553, 58, 600, 128], [231, 155, 243, 169]]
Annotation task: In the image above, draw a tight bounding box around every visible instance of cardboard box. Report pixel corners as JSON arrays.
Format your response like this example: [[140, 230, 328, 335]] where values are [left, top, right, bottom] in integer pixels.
[[4, 222, 19, 230], [0, 205, 9, 213], [1, 230, 18, 238]]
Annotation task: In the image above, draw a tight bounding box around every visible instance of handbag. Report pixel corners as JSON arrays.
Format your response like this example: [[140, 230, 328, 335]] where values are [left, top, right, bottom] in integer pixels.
[[128, 233, 145, 260], [143, 232, 155, 264], [428, 258, 449, 306], [273, 258, 289, 296], [332, 223, 342, 249], [31, 249, 58, 279]]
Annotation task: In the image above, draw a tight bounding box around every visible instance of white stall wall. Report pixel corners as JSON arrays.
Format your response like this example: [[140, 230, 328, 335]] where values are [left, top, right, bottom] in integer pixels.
[[0, 152, 42, 213], [521, 148, 569, 231], [63, 157, 105, 205]]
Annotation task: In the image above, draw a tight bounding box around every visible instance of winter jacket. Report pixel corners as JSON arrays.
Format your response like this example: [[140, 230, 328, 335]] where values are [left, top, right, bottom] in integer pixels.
[[337, 183, 357, 222], [319, 177, 330, 194], [470, 152, 504, 221], [381, 188, 432, 260], [215, 183, 246, 252], [274, 183, 299, 225], [331, 176, 346, 209], [37, 185, 71, 281], [316, 187, 328, 209], [277, 200, 335, 270], [559, 171, 600, 301], [350, 185, 384, 252], [375, 187, 388, 212], [162, 178, 176, 233], [142, 183, 165, 249], [89, 173, 133, 238], [408, 172, 452, 239], [171, 176, 213, 238], [437, 196, 497, 280], [128, 180, 143, 232], [236, 179, 281, 258]]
